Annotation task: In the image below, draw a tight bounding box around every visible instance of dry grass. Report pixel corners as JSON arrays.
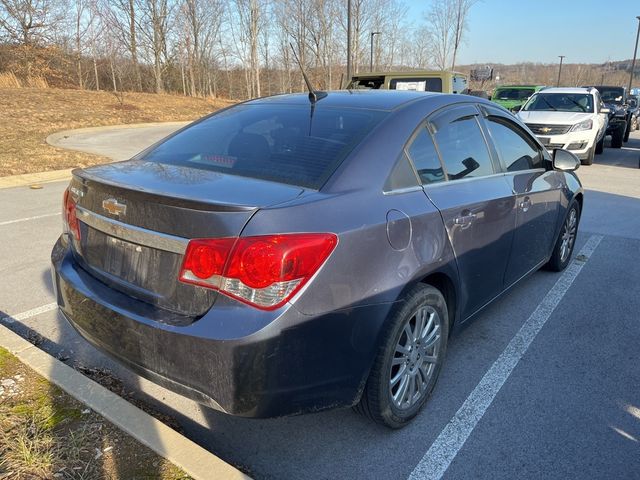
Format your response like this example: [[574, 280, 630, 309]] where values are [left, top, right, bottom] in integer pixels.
[[0, 87, 234, 177], [0, 347, 191, 479]]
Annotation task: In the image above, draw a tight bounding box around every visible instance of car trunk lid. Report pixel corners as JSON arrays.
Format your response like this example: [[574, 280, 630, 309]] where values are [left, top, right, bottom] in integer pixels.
[[68, 160, 305, 317]]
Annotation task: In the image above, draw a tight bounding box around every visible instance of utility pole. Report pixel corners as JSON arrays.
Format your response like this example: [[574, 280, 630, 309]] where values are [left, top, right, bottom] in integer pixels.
[[628, 16, 640, 95], [370, 31, 381, 72], [556, 55, 565, 87], [346, 0, 352, 87]]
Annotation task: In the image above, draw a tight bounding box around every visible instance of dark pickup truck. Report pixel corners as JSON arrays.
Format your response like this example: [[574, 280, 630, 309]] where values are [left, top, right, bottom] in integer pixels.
[[584, 86, 630, 148]]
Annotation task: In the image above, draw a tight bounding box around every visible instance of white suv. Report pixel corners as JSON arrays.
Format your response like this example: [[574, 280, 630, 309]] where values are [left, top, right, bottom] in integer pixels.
[[516, 87, 608, 165]]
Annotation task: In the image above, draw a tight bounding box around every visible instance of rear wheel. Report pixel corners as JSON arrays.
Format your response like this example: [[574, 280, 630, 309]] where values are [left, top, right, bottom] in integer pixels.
[[611, 123, 625, 148], [354, 284, 449, 429], [546, 200, 580, 272]]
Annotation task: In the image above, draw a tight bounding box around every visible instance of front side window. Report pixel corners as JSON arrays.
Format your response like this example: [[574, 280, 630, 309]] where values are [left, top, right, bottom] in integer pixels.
[[485, 117, 544, 172], [430, 115, 494, 180], [142, 105, 387, 189], [406, 127, 445, 185], [523, 93, 594, 113]]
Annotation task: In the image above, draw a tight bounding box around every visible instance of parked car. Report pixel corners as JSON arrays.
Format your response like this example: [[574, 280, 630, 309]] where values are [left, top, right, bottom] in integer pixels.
[[492, 85, 546, 111], [583, 85, 631, 147], [516, 87, 608, 165], [52, 91, 583, 429], [348, 70, 468, 94]]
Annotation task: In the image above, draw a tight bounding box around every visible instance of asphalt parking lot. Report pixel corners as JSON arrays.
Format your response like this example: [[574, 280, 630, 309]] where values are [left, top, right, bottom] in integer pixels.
[[1, 128, 639, 480]]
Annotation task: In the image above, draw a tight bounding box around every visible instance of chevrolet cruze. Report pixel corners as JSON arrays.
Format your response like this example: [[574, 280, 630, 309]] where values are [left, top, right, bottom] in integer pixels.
[[52, 91, 583, 428]]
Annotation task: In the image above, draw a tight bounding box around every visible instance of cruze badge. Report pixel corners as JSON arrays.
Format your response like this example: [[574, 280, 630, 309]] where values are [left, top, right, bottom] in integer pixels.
[[102, 198, 127, 216]]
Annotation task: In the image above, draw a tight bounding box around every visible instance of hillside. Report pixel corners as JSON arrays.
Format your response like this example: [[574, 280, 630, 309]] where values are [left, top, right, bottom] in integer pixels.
[[0, 88, 233, 177]]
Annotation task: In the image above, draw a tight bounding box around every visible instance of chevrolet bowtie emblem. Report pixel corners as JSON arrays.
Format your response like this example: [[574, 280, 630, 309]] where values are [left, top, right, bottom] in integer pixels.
[[540, 127, 551, 134], [102, 198, 127, 216]]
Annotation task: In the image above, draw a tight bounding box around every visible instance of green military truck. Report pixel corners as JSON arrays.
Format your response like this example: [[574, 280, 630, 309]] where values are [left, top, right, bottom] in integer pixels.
[[348, 71, 468, 94], [492, 85, 546, 111]]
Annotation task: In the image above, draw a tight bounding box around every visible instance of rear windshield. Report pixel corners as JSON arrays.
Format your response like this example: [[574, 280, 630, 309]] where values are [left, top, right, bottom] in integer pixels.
[[142, 104, 387, 189], [494, 88, 535, 101], [596, 87, 624, 104], [390, 77, 443, 93]]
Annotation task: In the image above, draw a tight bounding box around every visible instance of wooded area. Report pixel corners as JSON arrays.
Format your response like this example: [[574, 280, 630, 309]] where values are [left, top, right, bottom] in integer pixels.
[[0, 0, 635, 99]]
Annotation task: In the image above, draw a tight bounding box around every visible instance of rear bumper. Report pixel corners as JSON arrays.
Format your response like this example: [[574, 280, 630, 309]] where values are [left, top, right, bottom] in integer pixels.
[[51, 236, 392, 418]]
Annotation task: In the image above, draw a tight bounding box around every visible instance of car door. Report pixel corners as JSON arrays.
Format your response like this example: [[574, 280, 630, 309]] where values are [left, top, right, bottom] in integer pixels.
[[407, 104, 516, 319], [478, 105, 562, 287]]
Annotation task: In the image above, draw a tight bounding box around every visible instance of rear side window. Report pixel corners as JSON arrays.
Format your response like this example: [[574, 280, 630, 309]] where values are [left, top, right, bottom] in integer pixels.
[[142, 105, 387, 189], [485, 117, 544, 171], [406, 128, 445, 185], [430, 115, 494, 180], [390, 78, 443, 93]]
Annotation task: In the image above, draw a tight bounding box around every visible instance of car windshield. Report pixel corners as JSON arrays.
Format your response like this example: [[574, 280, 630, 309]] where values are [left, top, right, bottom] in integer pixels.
[[597, 88, 624, 104], [142, 104, 387, 189], [523, 93, 594, 113], [494, 88, 535, 100]]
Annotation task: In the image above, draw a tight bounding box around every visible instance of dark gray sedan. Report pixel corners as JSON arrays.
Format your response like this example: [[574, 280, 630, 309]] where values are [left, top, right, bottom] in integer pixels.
[[51, 91, 583, 428]]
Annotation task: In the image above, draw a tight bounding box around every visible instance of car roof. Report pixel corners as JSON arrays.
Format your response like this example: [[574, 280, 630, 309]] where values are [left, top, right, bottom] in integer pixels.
[[537, 87, 592, 95], [351, 70, 466, 77], [243, 90, 444, 112]]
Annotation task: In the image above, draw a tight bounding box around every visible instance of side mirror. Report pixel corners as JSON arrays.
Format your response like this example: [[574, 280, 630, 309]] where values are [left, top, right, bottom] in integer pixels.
[[552, 149, 580, 172], [511, 105, 522, 113], [600, 107, 610, 114]]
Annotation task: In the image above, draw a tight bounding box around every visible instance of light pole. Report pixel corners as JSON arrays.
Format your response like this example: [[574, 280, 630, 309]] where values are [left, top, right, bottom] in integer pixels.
[[627, 16, 640, 95], [370, 31, 381, 72], [556, 55, 565, 87]]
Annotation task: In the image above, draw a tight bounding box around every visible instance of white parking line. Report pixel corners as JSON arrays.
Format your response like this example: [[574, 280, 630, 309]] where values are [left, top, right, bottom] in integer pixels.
[[408, 234, 604, 480], [0, 212, 61, 226], [1, 303, 59, 324]]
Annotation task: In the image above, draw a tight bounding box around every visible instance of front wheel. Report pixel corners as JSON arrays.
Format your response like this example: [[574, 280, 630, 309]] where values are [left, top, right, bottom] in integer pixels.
[[624, 120, 631, 142], [546, 200, 580, 272], [581, 146, 594, 165], [354, 284, 449, 429], [595, 136, 604, 155], [611, 123, 625, 148]]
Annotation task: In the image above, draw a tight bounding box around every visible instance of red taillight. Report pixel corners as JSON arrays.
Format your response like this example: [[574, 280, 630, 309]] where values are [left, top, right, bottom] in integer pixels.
[[179, 233, 338, 310], [63, 188, 81, 241]]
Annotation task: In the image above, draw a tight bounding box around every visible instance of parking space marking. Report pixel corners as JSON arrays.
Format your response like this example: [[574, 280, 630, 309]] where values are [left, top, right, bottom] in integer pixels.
[[1, 302, 58, 324], [408, 234, 604, 480], [0, 212, 60, 226]]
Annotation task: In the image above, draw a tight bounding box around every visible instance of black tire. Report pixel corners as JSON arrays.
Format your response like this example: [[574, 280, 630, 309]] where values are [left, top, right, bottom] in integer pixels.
[[611, 123, 625, 148], [633, 116, 639, 131], [546, 200, 580, 272], [581, 146, 594, 165], [354, 284, 449, 429], [595, 136, 604, 155], [623, 120, 631, 142]]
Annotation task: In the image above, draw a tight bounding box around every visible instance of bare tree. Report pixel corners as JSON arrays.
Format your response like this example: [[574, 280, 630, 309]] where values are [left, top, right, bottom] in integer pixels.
[[449, 0, 474, 71], [0, 0, 68, 44]]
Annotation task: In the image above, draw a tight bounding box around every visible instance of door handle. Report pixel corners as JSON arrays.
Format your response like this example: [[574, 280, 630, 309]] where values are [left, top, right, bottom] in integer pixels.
[[519, 197, 532, 212], [454, 213, 476, 226]]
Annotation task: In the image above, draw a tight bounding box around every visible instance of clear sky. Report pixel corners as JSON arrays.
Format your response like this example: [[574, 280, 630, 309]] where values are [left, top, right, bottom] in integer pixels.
[[406, 0, 640, 65]]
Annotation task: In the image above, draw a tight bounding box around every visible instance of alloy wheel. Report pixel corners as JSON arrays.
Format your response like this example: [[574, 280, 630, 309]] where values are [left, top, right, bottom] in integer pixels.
[[560, 208, 577, 263], [389, 305, 442, 410]]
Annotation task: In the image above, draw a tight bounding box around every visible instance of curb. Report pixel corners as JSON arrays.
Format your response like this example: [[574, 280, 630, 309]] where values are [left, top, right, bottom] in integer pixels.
[[0, 122, 191, 190], [45, 121, 190, 149], [0, 168, 74, 189], [0, 323, 251, 480]]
